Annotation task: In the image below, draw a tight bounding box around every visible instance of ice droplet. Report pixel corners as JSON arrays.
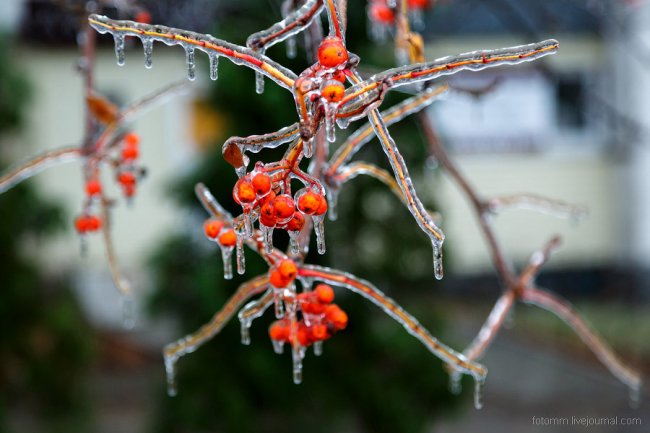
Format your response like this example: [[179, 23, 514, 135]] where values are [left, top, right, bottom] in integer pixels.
[[313, 341, 323, 356], [221, 246, 234, 280], [121, 294, 135, 330], [286, 37, 297, 59], [474, 377, 485, 410], [164, 354, 178, 397], [324, 104, 337, 143], [114, 34, 125, 66], [185, 46, 196, 81], [303, 137, 313, 158], [272, 339, 284, 354], [261, 225, 274, 254], [142, 36, 153, 69], [236, 234, 246, 275], [240, 320, 251, 345], [209, 54, 219, 80], [314, 215, 326, 254], [255, 72, 265, 94], [449, 370, 462, 395], [432, 239, 444, 280]]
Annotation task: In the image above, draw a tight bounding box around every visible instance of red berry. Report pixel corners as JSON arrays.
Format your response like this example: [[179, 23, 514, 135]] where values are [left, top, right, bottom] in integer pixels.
[[252, 172, 272, 196], [134, 10, 152, 24], [297, 189, 324, 215], [317, 37, 348, 68], [332, 69, 347, 83], [278, 259, 297, 281], [204, 219, 224, 239], [296, 323, 312, 346], [259, 202, 277, 227], [75, 216, 89, 233], [311, 324, 329, 341], [233, 178, 256, 204], [315, 284, 335, 304], [272, 194, 295, 221], [325, 304, 348, 330], [314, 195, 328, 216], [124, 132, 140, 148], [121, 145, 139, 160], [321, 80, 345, 103], [85, 179, 102, 196], [219, 229, 237, 247], [408, 0, 430, 9], [286, 211, 305, 232], [269, 269, 288, 288], [86, 215, 102, 231], [123, 184, 136, 197], [269, 320, 289, 341], [118, 171, 136, 186], [370, 3, 395, 23]]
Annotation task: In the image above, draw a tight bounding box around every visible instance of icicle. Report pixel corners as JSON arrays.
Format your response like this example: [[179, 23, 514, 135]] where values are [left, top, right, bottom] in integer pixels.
[[313, 341, 323, 356], [326, 187, 339, 221], [235, 164, 248, 179], [236, 234, 246, 275], [261, 225, 274, 254], [185, 46, 196, 81], [142, 36, 153, 69], [240, 320, 251, 345], [292, 345, 304, 384], [432, 239, 444, 280], [299, 277, 313, 293], [164, 354, 178, 397], [473, 377, 485, 410], [629, 384, 641, 409], [209, 54, 219, 80], [336, 117, 350, 130], [324, 104, 337, 143], [243, 209, 253, 238], [114, 33, 125, 66], [121, 294, 135, 330], [449, 370, 462, 395], [255, 72, 265, 94], [79, 235, 88, 257], [286, 37, 297, 59], [273, 292, 285, 319], [288, 230, 300, 255], [221, 246, 234, 280], [313, 215, 326, 254], [303, 137, 313, 158], [272, 339, 284, 354]]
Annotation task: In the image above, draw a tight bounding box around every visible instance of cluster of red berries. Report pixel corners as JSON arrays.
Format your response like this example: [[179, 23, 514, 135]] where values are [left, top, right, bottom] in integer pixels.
[[369, 0, 432, 24], [116, 132, 141, 198], [232, 165, 327, 234], [268, 283, 348, 347], [75, 177, 104, 234], [203, 218, 238, 248]]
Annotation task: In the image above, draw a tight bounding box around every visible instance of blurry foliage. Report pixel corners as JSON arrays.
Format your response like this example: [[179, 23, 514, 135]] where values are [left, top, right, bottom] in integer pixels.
[[0, 35, 94, 431], [147, 2, 460, 432]]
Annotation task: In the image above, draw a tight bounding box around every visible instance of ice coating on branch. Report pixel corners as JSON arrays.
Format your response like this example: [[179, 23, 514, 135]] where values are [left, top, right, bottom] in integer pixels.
[[142, 36, 153, 68], [221, 245, 234, 279], [114, 34, 125, 65], [209, 54, 219, 80], [184, 45, 196, 80]]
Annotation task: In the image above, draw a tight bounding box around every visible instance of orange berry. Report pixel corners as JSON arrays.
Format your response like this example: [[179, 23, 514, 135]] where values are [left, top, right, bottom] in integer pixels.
[[317, 37, 348, 68], [302, 301, 325, 315], [259, 202, 277, 227], [272, 194, 295, 220], [311, 324, 328, 341], [297, 189, 324, 215], [74, 216, 89, 233], [278, 259, 298, 281], [252, 172, 272, 196], [332, 69, 347, 83], [219, 229, 237, 247], [314, 195, 328, 216], [269, 269, 289, 288], [121, 145, 139, 160], [321, 80, 345, 103], [269, 321, 289, 341], [134, 10, 152, 23], [286, 211, 305, 232], [233, 179, 256, 204], [297, 323, 312, 346], [370, 4, 395, 23], [85, 179, 102, 196], [118, 171, 136, 186], [315, 284, 335, 304], [325, 304, 348, 330], [203, 219, 224, 239], [86, 215, 102, 231], [408, 0, 430, 9], [124, 132, 140, 147]]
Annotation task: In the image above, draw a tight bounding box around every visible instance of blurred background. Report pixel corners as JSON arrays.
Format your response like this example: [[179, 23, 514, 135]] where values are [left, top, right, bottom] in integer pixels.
[[0, 0, 649, 432]]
